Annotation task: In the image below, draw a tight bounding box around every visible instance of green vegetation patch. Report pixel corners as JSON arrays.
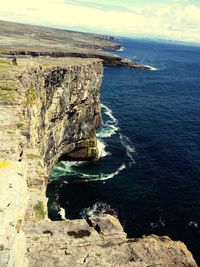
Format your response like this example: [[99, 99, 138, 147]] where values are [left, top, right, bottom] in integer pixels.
[[0, 60, 19, 103], [0, 90, 15, 102], [16, 122, 24, 129], [0, 80, 17, 91], [0, 59, 12, 68], [87, 136, 98, 158], [26, 88, 38, 105], [33, 201, 45, 220]]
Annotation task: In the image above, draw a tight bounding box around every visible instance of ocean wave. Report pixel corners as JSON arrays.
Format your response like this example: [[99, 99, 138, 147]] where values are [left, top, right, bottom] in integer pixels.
[[188, 221, 198, 228], [50, 103, 135, 183], [97, 139, 110, 158], [58, 207, 68, 221], [116, 47, 124, 52], [143, 64, 158, 71], [50, 160, 86, 180], [77, 163, 126, 182], [100, 104, 136, 166], [97, 103, 119, 138], [119, 133, 136, 166], [80, 202, 118, 218], [51, 140, 109, 180], [97, 124, 118, 138], [51, 159, 126, 183], [150, 217, 166, 230], [101, 103, 118, 124]]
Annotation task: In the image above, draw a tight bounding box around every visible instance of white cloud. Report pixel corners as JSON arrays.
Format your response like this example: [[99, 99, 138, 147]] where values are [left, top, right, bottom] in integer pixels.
[[0, 0, 200, 43]]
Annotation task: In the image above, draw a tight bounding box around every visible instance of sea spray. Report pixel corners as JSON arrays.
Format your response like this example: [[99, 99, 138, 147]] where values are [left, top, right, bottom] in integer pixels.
[[143, 64, 158, 71], [77, 163, 126, 182], [58, 207, 68, 221], [80, 202, 118, 218], [119, 133, 136, 166], [97, 103, 119, 138], [116, 47, 124, 52], [97, 139, 110, 158]]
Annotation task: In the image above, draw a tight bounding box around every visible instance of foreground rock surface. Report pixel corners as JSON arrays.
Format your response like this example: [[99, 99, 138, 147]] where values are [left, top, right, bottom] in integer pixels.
[[23, 215, 197, 267]]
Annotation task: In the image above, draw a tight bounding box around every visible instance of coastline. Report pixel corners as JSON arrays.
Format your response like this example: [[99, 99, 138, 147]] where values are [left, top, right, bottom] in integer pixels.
[[0, 20, 197, 266], [0, 20, 151, 70]]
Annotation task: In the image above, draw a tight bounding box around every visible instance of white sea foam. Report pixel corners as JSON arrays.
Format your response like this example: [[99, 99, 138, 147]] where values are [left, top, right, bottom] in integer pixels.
[[78, 163, 126, 182], [97, 139, 110, 158], [143, 64, 158, 71], [150, 217, 166, 229], [103, 163, 126, 180], [188, 221, 198, 228], [52, 159, 126, 183], [119, 133, 136, 166], [116, 47, 124, 52], [97, 103, 119, 138], [58, 207, 68, 221], [101, 104, 118, 124], [50, 160, 87, 180], [80, 202, 118, 218], [54, 161, 84, 173], [97, 124, 118, 138]]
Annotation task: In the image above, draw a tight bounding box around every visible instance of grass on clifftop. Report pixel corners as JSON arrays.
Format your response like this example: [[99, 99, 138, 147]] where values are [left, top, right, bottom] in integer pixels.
[[25, 88, 38, 105], [33, 201, 45, 220], [16, 122, 24, 129], [0, 59, 18, 103]]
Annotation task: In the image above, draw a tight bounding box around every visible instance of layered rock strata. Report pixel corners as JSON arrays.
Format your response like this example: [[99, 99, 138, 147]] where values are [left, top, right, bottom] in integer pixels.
[[0, 57, 103, 266], [0, 20, 151, 70], [0, 57, 197, 266]]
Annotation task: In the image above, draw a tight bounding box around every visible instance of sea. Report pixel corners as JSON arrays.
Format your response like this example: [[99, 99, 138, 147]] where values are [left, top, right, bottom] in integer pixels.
[[47, 37, 200, 263]]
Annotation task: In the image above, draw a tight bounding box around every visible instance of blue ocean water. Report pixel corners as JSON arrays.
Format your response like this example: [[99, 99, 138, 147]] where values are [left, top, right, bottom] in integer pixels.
[[47, 38, 200, 263]]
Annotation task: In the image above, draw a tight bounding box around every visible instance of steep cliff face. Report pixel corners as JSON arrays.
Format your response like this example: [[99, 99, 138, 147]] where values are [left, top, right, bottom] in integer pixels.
[[20, 58, 102, 172], [0, 57, 103, 266], [0, 58, 197, 267]]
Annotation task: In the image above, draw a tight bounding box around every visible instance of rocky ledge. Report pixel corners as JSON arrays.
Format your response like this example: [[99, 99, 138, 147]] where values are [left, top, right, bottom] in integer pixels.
[[0, 20, 151, 70], [23, 215, 197, 267], [0, 57, 197, 266]]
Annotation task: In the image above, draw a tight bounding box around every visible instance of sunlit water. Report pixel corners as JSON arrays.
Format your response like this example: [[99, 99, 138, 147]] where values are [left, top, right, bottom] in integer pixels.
[[47, 38, 200, 263]]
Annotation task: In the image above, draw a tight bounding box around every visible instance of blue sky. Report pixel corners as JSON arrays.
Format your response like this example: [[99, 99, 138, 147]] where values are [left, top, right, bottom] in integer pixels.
[[1, 0, 200, 43]]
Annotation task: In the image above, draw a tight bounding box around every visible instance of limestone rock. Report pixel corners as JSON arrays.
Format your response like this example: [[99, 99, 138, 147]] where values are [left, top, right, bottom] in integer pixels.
[[0, 57, 103, 266], [0, 162, 28, 267], [23, 215, 197, 267]]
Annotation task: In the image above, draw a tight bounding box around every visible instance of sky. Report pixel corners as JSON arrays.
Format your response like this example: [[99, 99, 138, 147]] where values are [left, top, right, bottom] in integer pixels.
[[1, 0, 200, 43]]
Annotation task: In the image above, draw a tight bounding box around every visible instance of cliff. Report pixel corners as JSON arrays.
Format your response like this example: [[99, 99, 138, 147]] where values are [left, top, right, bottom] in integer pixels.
[[0, 57, 102, 266], [0, 57, 197, 266]]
